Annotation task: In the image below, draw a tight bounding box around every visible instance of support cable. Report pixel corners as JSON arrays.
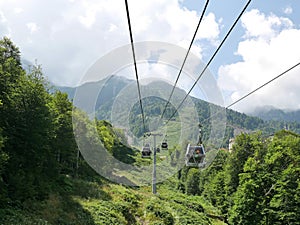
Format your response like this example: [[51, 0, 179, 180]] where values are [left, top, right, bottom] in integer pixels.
[[202, 62, 300, 124], [161, 0, 210, 119], [165, 0, 252, 124], [226, 62, 300, 109], [161, 62, 300, 147], [125, 0, 146, 133]]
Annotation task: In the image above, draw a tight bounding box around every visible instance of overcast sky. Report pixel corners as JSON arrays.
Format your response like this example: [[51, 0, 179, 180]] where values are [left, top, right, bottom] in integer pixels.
[[0, 0, 300, 113]]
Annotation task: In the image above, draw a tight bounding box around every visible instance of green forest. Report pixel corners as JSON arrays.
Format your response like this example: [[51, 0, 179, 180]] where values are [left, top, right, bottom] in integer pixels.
[[0, 37, 299, 224]]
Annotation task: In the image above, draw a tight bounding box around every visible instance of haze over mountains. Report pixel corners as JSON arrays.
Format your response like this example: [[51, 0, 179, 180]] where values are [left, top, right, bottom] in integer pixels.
[[250, 105, 300, 123], [55, 75, 300, 122], [54, 75, 300, 145]]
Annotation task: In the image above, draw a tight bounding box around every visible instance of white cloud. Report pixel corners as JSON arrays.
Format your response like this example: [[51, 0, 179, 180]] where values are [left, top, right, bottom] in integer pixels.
[[108, 23, 118, 32], [14, 7, 24, 14], [0, 0, 221, 86], [217, 9, 300, 112], [0, 11, 10, 36], [0, 11, 7, 23], [78, 12, 96, 28], [284, 6, 293, 15], [26, 22, 38, 34], [196, 12, 220, 44], [241, 9, 293, 41]]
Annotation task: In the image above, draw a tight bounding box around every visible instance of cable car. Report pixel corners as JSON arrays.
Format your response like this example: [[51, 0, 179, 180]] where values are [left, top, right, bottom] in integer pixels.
[[141, 143, 152, 158], [161, 140, 168, 150], [185, 144, 206, 168], [156, 147, 160, 153]]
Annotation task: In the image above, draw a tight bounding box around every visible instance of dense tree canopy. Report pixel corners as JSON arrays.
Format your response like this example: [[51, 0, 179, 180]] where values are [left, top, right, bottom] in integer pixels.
[[179, 130, 300, 224], [0, 37, 98, 205]]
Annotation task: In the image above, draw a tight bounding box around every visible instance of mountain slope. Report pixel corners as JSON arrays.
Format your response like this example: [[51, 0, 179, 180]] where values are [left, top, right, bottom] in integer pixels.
[[0, 176, 226, 225], [54, 76, 300, 143], [250, 106, 300, 123]]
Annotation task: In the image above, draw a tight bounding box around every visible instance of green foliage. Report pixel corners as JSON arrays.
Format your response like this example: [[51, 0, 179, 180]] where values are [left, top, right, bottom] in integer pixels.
[[197, 150, 229, 214], [5, 64, 57, 202], [0, 128, 8, 206], [269, 165, 300, 224], [185, 168, 201, 195], [97, 120, 115, 151], [145, 198, 174, 225], [264, 131, 300, 224], [0, 208, 49, 225], [178, 130, 300, 224], [204, 171, 227, 214], [129, 96, 179, 137], [96, 120, 137, 164], [0, 38, 57, 203], [227, 131, 300, 224], [60, 176, 111, 200], [1, 37, 299, 225], [224, 132, 263, 195], [157, 182, 225, 224], [145, 188, 214, 225], [226, 108, 263, 130], [229, 176, 264, 225], [79, 200, 128, 225], [0, 128, 8, 174], [49, 91, 78, 175], [0, 37, 98, 207], [38, 194, 94, 225], [0, 36, 21, 64]]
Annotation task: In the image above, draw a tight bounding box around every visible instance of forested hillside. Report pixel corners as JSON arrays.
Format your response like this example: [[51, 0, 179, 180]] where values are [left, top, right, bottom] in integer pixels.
[[0, 37, 100, 218], [1, 37, 299, 224], [0, 37, 225, 224], [178, 130, 300, 224], [56, 78, 300, 147]]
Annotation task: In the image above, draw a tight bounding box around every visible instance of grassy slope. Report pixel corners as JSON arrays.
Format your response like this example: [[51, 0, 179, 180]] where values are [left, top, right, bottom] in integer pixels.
[[0, 119, 225, 225], [0, 175, 226, 225]]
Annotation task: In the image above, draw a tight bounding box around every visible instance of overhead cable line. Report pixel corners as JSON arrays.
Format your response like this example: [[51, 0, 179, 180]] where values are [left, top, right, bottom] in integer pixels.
[[225, 62, 300, 109], [165, 0, 252, 124], [160, 0, 210, 119], [155, 63, 300, 156], [202, 62, 300, 124], [160, 62, 300, 149], [125, 0, 146, 133]]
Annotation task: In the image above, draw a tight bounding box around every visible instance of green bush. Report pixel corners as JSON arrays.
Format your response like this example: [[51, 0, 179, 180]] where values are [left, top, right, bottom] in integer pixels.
[[80, 200, 127, 225], [177, 212, 210, 225], [185, 168, 201, 195], [145, 199, 174, 225], [70, 178, 111, 200], [0, 208, 49, 225]]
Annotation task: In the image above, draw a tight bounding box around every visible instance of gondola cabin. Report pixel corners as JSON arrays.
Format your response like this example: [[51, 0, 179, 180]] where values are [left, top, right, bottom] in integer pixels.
[[161, 141, 168, 150], [185, 144, 206, 168], [141, 143, 152, 158]]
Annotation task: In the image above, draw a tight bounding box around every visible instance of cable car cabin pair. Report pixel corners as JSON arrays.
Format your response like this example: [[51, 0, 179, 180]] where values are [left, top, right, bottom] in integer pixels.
[[185, 144, 206, 168], [141, 143, 151, 158]]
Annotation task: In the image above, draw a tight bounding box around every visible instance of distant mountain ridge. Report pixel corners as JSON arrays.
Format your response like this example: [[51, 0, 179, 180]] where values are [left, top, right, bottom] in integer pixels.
[[54, 75, 132, 102], [250, 106, 300, 123], [53, 76, 300, 146]]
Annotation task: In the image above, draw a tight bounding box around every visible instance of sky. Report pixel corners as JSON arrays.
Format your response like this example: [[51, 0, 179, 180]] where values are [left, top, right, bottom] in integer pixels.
[[0, 0, 300, 113]]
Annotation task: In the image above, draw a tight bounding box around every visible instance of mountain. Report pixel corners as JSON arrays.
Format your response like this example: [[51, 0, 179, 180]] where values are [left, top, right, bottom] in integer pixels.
[[54, 75, 132, 104], [54, 76, 300, 145], [250, 106, 300, 123]]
